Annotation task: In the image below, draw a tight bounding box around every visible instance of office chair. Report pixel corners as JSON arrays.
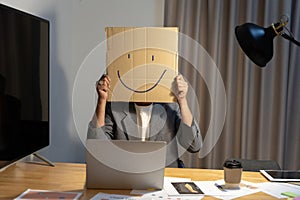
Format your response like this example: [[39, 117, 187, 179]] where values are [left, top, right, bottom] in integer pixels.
[[227, 158, 281, 172], [177, 159, 185, 168]]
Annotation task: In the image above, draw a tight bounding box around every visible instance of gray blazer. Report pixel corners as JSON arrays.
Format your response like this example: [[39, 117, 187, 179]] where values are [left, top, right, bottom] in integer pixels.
[[87, 102, 202, 167]]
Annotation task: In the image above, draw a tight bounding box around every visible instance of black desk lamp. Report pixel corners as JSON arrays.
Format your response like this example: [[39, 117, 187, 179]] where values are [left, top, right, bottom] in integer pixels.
[[235, 15, 300, 67]]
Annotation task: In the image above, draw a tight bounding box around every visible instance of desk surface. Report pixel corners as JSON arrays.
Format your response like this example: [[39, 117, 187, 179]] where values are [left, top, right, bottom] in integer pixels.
[[0, 162, 282, 200]]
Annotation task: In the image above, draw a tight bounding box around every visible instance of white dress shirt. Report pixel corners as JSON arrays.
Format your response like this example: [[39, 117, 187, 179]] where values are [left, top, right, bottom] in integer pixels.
[[134, 103, 153, 141]]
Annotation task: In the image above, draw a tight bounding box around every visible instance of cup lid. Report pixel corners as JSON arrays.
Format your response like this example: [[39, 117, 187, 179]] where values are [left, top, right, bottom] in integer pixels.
[[224, 159, 242, 168]]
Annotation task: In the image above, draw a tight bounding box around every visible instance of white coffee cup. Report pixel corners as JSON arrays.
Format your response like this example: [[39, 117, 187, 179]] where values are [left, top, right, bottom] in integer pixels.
[[223, 159, 243, 189]]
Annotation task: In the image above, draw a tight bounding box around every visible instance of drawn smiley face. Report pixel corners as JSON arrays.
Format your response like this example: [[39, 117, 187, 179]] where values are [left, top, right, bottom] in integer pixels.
[[106, 27, 178, 102]]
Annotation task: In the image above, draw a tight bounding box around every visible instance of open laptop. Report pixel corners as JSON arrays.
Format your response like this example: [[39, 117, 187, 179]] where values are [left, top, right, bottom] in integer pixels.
[[85, 139, 167, 190]]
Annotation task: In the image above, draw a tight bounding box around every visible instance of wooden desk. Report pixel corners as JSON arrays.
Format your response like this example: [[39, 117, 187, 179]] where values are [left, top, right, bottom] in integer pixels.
[[0, 162, 282, 200]]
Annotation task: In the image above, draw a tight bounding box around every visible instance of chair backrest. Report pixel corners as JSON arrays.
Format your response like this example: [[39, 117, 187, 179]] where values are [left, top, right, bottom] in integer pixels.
[[227, 158, 281, 172]]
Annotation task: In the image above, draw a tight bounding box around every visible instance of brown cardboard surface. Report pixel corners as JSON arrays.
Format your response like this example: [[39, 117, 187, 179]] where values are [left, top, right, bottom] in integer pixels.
[[106, 27, 178, 102]]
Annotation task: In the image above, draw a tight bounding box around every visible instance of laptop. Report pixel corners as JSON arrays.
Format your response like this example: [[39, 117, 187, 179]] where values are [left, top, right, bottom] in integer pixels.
[[85, 139, 167, 189]]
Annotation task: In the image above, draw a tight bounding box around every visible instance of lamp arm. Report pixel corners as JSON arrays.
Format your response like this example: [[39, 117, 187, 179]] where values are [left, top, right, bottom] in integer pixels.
[[281, 33, 300, 46]]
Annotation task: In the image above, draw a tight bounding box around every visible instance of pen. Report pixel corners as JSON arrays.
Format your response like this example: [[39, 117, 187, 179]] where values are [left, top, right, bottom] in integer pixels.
[[215, 183, 226, 192]]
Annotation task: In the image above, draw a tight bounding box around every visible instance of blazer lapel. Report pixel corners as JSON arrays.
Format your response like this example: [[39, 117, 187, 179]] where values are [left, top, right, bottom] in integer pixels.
[[121, 103, 139, 140], [117, 103, 167, 140], [149, 104, 167, 140]]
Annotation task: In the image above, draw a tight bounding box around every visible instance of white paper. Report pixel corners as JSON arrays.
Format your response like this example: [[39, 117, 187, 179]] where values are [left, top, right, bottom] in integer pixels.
[[194, 180, 260, 200], [90, 192, 139, 200], [93, 178, 300, 200], [91, 191, 203, 200], [258, 182, 300, 198], [163, 177, 204, 197], [15, 189, 82, 200], [130, 189, 168, 199], [164, 178, 260, 200]]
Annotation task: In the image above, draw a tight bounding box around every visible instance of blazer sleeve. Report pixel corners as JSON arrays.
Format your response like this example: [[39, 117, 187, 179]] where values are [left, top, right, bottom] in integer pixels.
[[170, 103, 202, 153], [87, 103, 115, 139]]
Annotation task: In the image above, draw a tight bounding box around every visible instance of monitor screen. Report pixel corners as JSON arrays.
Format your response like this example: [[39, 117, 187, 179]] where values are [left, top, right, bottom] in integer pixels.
[[0, 3, 49, 170]]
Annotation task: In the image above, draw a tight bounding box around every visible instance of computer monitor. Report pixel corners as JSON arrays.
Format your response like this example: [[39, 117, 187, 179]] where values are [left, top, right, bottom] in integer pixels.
[[0, 3, 49, 170]]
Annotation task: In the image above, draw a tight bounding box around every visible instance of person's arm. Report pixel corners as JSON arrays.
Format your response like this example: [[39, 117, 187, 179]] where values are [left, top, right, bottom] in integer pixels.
[[87, 74, 113, 139], [94, 74, 111, 127], [173, 75, 193, 127], [173, 75, 202, 152]]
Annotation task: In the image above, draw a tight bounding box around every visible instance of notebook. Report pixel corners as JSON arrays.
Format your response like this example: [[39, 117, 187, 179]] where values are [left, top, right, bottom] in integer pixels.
[[85, 139, 167, 189]]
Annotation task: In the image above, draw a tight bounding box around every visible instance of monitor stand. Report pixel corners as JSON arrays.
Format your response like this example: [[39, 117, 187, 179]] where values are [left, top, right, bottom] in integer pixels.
[[32, 153, 55, 167]]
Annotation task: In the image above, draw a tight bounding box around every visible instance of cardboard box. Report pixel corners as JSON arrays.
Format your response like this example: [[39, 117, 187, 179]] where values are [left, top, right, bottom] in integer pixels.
[[106, 27, 178, 102]]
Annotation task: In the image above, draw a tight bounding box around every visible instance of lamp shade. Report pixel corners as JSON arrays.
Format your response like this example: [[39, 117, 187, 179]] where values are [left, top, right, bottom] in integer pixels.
[[235, 23, 278, 67]]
